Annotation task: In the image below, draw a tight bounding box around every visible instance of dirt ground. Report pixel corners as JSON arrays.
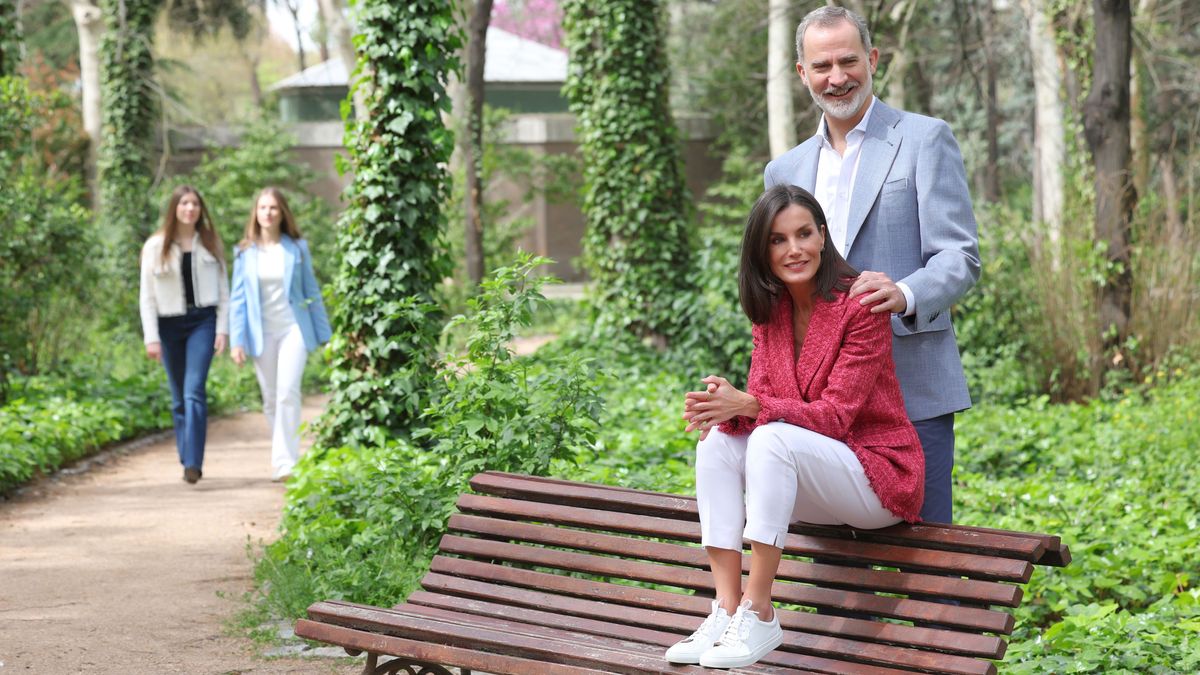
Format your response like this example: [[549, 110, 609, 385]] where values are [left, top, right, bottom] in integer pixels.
[[0, 396, 360, 675]]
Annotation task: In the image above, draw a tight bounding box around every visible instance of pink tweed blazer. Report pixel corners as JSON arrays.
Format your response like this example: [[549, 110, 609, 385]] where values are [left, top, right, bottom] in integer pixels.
[[719, 290, 925, 522]]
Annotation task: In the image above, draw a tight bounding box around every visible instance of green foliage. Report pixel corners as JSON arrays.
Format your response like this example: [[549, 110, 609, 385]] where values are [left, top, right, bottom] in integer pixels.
[[315, 0, 463, 446], [0, 0, 20, 77], [0, 77, 94, 397], [257, 257, 603, 612], [0, 335, 259, 495], [158, 116, 335, 281], [98, 0, 160, 283], [563, 0, 693, 343]]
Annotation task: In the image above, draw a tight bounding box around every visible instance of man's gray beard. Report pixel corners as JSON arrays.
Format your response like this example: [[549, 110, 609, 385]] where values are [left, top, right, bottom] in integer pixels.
[[812, 72, 872, 121]]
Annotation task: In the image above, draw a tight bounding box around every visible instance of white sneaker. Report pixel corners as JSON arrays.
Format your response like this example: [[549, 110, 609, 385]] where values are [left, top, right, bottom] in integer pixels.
[[664, 600, 732, 664], [699, 599, 784, 669]]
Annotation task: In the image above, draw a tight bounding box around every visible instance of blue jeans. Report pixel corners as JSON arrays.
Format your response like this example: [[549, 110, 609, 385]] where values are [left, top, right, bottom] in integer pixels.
[[158, 307, 216, 470]]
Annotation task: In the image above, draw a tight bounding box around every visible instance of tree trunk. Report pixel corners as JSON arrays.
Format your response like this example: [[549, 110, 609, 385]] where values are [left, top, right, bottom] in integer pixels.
[[1083, 0, 1135, 351], [314, 0, 331, 62], [1129, 0, 1155, 198], [981, 0, 1001, 202], [766, 0, 794, 158], [463, 0, 491, 287], [316, 0, 365, 119], [284, 0, 307, 71], [1025, 0, 1064, 263], [881, 0, 918, 110], [71, 0, 103, 207]]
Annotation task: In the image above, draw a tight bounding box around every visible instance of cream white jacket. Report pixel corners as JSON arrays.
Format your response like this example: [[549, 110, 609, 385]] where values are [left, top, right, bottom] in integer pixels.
[[139, 233, 230, 344]]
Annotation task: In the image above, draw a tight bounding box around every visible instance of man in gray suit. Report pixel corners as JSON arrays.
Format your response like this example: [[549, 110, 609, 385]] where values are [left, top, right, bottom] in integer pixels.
[[765, 6, 980, 523]]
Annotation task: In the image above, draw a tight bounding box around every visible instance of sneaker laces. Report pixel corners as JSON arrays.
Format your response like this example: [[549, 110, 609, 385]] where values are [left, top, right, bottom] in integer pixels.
[[683, 609, 726, 643], [717, 605, 758, 649]]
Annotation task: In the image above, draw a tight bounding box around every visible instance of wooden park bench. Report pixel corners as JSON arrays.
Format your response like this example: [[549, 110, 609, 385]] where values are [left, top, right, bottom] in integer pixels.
[[296, 471, 1071, 674]]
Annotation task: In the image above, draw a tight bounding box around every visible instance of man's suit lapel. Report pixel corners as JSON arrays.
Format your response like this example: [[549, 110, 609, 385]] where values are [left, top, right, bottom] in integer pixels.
[[845, 101, 902, 254]]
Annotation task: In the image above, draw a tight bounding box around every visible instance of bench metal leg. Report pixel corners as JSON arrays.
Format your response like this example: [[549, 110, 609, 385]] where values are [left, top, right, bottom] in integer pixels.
[[362, 652, 459, 675]]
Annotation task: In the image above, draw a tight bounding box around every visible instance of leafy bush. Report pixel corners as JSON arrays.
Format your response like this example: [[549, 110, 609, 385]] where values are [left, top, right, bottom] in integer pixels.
[[257, 256, 603, 612], [0, 76, 96, 397]]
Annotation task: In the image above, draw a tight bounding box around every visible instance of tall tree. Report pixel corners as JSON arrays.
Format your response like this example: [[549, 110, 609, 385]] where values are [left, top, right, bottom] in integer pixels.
[[280, 0, 307, 71], [98, 0, 160, 273], [70, 0, 102, 203], [316, 0, 462, 445], [766, 0, 794, 158], [1025, 0, 1065, 266], [315, 0, 365, 119], [1084, 0, 1135, 353], [463, 0, 492, 286], [563, 0, 692, 346]]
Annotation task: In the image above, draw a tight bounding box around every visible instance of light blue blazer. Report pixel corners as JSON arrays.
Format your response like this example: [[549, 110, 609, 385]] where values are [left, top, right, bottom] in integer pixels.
[[229, 235, 332, 357], [764, 99, 981, 422]]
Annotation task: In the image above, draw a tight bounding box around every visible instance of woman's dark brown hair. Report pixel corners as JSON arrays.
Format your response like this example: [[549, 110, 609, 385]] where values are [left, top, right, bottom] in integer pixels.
[[239, 186, 304, 250], [157, 185, 225, 266], [738, 184, 858, 324]]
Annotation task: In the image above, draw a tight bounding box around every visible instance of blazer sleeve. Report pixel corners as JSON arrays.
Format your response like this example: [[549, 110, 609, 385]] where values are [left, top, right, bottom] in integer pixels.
[[138, 239, 160, 345], [752, 306, 891, 441], [899, 120, 981, 332], [299, 240, 332, 345], [228, 250, 247, 350], [215, 257, 230, 336], [719, 323, 770, 436]]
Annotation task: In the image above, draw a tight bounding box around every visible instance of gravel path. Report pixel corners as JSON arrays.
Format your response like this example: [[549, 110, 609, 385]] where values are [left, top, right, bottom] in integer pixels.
[[0, 396, 358, 675]]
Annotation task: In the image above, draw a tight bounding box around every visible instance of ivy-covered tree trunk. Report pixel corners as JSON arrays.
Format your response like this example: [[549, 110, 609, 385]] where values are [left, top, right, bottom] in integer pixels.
[[563, 0, 692, 345], [0, 0, 20, 76], [315, 0, 462, 447], [98, 0, 160, 274], [1084, 0, 1135, 358]]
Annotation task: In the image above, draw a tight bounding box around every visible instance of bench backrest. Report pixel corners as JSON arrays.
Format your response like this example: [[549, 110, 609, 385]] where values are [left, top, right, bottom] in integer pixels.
[[417, 471, 1069, 675]]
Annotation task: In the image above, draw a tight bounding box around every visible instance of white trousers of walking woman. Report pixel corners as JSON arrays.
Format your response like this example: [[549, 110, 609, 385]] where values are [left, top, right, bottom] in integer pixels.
[[696, 423, 900, 551], [252, 323, 308, 479]]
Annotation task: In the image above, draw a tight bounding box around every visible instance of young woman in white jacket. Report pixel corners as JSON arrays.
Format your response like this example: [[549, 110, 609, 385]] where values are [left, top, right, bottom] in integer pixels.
[[139, 185, 229, 484], [229, 188, 331, 481]]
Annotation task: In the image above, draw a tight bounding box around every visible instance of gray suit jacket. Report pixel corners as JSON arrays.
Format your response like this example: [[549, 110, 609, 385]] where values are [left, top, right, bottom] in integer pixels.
[[764, 99, 980, 421]]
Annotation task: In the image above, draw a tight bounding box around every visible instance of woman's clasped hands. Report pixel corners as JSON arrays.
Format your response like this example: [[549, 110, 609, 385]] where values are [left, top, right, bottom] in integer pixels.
[[683, 375, 760, 441]]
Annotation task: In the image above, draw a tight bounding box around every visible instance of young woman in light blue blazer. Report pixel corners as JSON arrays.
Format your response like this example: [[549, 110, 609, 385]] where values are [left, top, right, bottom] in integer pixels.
[[228, 187, 331, 481]]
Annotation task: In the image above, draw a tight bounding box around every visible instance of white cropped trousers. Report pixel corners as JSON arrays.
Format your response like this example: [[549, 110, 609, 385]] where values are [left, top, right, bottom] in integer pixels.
[[696, 423, 900, 550], [252, 323, 309, 479]]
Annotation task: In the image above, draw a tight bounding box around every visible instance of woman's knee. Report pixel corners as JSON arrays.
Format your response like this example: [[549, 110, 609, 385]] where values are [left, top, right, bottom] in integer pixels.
[[695, 429, 743, 471]]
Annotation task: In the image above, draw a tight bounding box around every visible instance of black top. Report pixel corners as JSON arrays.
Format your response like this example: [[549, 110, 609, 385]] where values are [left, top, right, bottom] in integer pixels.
[[181, 252, 197, 308]]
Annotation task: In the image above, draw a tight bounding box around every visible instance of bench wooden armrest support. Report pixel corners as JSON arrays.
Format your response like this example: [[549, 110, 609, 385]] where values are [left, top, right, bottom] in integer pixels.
[[296, 471, 1071, 674]]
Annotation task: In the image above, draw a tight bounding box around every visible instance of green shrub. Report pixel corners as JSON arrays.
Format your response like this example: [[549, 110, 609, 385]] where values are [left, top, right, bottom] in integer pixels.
[[257, 256, 603, 612]]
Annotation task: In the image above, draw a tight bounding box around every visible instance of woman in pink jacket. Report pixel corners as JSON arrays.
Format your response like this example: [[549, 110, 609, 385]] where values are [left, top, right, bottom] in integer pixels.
[[665, 185, 925, 669]]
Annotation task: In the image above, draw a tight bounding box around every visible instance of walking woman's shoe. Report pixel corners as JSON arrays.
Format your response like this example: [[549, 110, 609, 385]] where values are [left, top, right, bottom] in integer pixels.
[[183, 467, 201, 484], [699, 599, 783, 669], [664, 600, 732, 664]]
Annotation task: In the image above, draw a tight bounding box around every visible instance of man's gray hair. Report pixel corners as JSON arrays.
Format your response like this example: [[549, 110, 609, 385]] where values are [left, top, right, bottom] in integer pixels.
[[795, 6, 873, 63]]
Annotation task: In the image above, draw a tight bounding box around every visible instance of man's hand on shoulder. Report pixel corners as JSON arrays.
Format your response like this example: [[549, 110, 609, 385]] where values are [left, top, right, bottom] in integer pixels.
[[849, 271, 907, 314]]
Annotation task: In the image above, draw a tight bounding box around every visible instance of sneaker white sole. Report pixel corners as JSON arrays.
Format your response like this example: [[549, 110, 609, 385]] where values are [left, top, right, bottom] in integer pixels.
[[699, 631, 784, 669]]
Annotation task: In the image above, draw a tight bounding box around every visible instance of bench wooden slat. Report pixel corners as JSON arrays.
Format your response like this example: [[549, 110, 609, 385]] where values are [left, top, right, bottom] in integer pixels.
[[406, 591, 996, 675], [295, 617, 609, 675], [448, 513, 1023, 607], [471, 471, 1069, 566], [431, 549, 1016, 634], [416, 573, 1006, 659], [306, 601, 722, 674], [309, 600, 844, 674], [456, 493, 1035, 582]]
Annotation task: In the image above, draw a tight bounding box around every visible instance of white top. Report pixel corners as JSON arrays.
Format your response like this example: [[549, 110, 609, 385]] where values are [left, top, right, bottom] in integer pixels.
[[814, 97, 915, 316], [257, 243, 296, 335], [139, 233, 229, 344]]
